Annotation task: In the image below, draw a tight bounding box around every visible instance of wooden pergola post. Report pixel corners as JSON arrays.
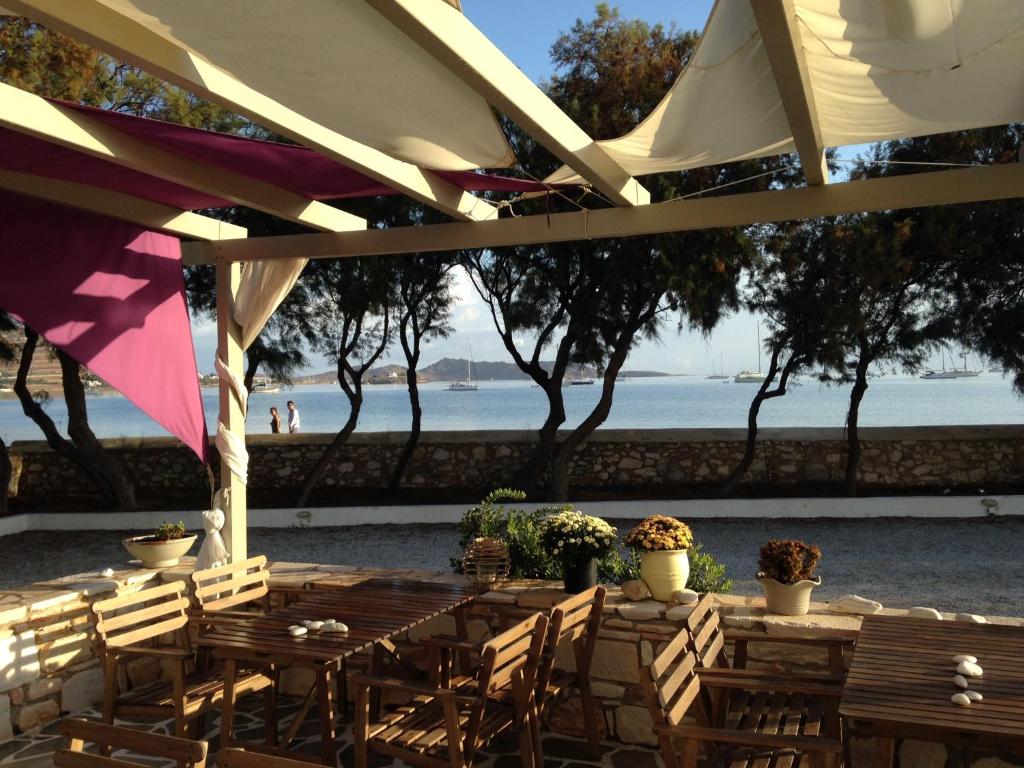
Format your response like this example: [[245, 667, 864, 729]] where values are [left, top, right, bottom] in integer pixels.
[[216, 260, 248, 562]]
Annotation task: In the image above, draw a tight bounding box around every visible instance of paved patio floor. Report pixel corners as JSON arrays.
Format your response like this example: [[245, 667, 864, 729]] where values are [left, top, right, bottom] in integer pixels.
[[0, 694, 663, 768]]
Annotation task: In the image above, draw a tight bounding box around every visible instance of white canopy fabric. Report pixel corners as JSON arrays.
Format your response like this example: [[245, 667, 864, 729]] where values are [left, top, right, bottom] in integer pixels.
[[548, 0, 1024, 185], [94, 0, 515, 171]]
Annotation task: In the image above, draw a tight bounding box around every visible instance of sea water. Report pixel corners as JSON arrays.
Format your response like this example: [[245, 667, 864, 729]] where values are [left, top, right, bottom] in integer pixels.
[[0, 373, 1021, 443]]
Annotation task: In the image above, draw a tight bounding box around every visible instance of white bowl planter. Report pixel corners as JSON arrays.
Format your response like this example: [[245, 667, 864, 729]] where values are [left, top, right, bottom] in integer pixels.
[[639, 549, 690, 601], [123, 534, 197, 568], [758, 575, 821, 616]]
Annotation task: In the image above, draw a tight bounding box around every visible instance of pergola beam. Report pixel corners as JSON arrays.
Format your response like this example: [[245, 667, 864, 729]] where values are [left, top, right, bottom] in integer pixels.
[[0, 82, 364, 234], [0, 169, 247, 241], [752, 0, 829, 186], [3, 0, 499, 223], [182, 162, 1024, 265], [365, 0, 650, 207]]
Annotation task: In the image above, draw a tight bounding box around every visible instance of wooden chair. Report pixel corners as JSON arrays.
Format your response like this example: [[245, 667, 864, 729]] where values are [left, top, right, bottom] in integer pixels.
[[55, 718, 208, 768], [424, 586, 607, 756], [92, 580, 273, 738], [190, 555, 272, 672], [219, 748, 313, 767], [352, 612, 550, 768], [641, 628, 844, 768], [685, 594, 855, 681]]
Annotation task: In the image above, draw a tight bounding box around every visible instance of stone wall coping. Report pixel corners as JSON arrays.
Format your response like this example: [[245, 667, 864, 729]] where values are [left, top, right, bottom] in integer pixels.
[[10, 423, 1024, 453]]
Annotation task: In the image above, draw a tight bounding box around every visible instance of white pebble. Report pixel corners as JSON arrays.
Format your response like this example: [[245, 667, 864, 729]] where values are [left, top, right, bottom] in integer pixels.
[[951, 693, 972, 707], [952, 655, 977, 664], [288, 626, 307, 637], [952, 674, 969, 689], [672, 589, 699, 605], [831, 595, 883, 615], [957, 661, 983, 677], [300, 620, 314, 628], [322, 621, 349, 633], [307, 620, 324, 631], [956, 613, 988, 624], [100, 568, 114, 578], [964, 690, 983, 702], [908, 607, 943, 620]]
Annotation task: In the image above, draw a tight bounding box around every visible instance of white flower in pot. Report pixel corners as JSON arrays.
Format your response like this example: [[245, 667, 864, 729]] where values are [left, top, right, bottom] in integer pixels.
[[625, 515, 693, 601], [123, 520, 198, 568], [757, 539, 822, 616]]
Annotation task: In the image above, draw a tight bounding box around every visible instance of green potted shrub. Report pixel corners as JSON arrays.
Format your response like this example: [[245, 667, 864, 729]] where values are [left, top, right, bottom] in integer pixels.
[[757, 539, 822, 615], [540, 510, 617, 593], [123, 520, 197, 568], [624, 515, 693, 600]]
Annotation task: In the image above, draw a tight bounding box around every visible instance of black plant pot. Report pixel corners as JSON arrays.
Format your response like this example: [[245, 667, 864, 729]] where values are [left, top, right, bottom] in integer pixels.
[[563, 558, 597, 594]]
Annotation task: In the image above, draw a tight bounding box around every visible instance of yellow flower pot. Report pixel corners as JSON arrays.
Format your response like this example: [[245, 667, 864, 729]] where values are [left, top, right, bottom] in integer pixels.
[[639, 549, 689, 601]]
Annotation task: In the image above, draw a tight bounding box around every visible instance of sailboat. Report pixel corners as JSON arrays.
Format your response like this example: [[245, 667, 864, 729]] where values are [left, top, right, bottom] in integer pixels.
[[920, 349, 958, 379], [447, 347, 479, 391], [706, 352, 729, 380], [955, 351, 982, 377], [734, 325, 766, 384]]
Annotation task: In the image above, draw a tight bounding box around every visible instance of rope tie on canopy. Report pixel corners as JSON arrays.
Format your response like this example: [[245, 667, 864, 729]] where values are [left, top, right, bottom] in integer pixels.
[[214, 352, 249, 485]]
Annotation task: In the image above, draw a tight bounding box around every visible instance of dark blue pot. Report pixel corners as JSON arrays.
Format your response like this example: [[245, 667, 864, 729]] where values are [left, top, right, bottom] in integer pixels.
[[563, 558, 597, 594]]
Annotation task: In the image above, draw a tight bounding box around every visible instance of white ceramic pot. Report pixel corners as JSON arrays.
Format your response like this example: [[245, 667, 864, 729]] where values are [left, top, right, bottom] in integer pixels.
[[123, 534, 197, 568], [759, 576, 820, 616], [639, 549, 690, 601]]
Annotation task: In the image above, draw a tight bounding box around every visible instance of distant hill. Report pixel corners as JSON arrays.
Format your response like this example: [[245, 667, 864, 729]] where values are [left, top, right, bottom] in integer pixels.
[[295, 358, 673, 384]]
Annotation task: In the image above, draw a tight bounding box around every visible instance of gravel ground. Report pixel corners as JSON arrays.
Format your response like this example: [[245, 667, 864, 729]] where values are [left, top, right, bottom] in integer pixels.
[[2, 517, 1021, 617]]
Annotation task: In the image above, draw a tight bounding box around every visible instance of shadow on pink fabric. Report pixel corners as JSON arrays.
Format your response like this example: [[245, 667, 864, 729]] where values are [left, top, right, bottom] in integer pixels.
[[0, 191, 209, 462]]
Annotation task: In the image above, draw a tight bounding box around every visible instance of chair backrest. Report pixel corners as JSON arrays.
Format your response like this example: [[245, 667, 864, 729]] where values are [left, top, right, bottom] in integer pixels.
[[684, 593, 730, 670], [191, 555, 269, 613], [640, 628, 706, 768], [539, 585, 606, 692], [55, 718, 207, 768], [219, 747, 313, 767], [92, 580, 191, 650]]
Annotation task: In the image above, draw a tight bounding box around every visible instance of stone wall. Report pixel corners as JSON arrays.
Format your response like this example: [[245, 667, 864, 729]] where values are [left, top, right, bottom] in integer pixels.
[[8, 425, 1024, 505]]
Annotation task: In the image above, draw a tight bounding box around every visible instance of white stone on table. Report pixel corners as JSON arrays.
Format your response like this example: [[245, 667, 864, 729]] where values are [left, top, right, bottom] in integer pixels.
[[672, 588, 699, 605], [964, 690, 983, 702], [619, 580, 650, 601], [908, 607, 943, 620], [477, 590, 516, 604], [288, 626, 307, 637], [952, 674, 969, 689], [665, 604, 695, 621], [956, 613, 988, 623], [951, 693, 972, 707], [952, 654, 977, 664], [830, 595, 883, 615], [617, 601, 665, 621], [100, 568, 114, 578], [957, 660, 983, 677]]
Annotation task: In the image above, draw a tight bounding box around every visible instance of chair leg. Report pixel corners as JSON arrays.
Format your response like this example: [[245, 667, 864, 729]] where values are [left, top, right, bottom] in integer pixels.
[[264, 666, 279, 747], [354, 682, 370, 768], [337, 659, 348, 720], [578, 681, 602, 758], [101, 653, 117, 752]]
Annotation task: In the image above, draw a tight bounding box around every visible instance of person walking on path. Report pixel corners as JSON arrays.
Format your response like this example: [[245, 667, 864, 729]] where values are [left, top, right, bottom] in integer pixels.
[[287, 400, 301, 433], [270, 406, 282, 434]]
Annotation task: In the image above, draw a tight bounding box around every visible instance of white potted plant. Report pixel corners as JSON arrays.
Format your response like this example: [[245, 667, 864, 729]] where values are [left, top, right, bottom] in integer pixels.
[[757, 539, 822, 616], [541, 510, 617, 594], [123, 520, 197, 568], [625, 515, 693, 601]]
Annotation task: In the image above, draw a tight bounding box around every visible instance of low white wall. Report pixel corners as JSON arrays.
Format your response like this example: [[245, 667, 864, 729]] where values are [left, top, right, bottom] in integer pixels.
[[0, 494, 1018, 535]]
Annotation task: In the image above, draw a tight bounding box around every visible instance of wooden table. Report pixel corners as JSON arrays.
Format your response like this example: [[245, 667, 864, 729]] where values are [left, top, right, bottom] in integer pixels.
[[196, 577, 477, 765], [840, 615, 1024, 766]]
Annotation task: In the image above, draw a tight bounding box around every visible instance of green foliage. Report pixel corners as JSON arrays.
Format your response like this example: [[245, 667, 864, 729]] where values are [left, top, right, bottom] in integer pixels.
[[154, 520, 186, 541], [758, 539, 821, 585], [687, 544, 735, 594]]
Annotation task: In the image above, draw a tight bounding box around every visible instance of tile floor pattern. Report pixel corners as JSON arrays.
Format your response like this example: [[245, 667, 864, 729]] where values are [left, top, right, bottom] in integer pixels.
[[0, 695, 664, 768]]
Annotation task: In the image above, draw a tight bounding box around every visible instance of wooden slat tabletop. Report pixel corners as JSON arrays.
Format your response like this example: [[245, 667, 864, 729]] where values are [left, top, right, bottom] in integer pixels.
[[840, 615, 1024, 741], [196, 578, 477, 667]]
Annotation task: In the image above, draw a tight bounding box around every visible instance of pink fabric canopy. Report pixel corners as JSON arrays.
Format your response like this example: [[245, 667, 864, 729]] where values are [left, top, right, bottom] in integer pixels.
[[0, 191, 208, 462], [0, 100, 570, 212]]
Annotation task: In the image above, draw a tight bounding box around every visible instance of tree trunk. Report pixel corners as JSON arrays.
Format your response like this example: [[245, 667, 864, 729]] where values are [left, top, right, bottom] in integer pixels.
[[57, 351, 137, 510], [13, 329, 121, 506], [511, 386, 566, 494], [243, 348, 263, 393], [715, 348, 803, 498], [547, 336, 632, 502], [296, 375, 362, 507], [389, 365, 421, 490], [843, 342, 872, 496], [0, 437, 10, 517]]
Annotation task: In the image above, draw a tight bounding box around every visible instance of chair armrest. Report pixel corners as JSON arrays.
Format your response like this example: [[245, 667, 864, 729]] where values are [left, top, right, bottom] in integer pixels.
[[349, 673, 482, 707], [110, 646, 192, 660], [727, 630, 857, 647], [652, 723, 843, 753], [417, 634, 483, 653], [699, 673, 842, 698], [61, 718, 208, 762]]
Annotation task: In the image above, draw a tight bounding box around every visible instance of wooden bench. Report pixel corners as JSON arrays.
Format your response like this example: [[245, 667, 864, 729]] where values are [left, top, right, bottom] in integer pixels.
[[54, 717, 208, 768]]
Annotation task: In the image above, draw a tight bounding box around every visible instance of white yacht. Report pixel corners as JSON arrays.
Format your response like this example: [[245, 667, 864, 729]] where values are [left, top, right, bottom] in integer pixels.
[[733, 369, 766, 384], [447, 348, 479, 391], [252, 378, 280, 393]]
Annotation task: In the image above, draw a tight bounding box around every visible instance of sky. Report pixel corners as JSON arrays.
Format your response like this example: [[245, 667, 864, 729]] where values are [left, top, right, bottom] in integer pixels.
[[192, 0, 870, 378]]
